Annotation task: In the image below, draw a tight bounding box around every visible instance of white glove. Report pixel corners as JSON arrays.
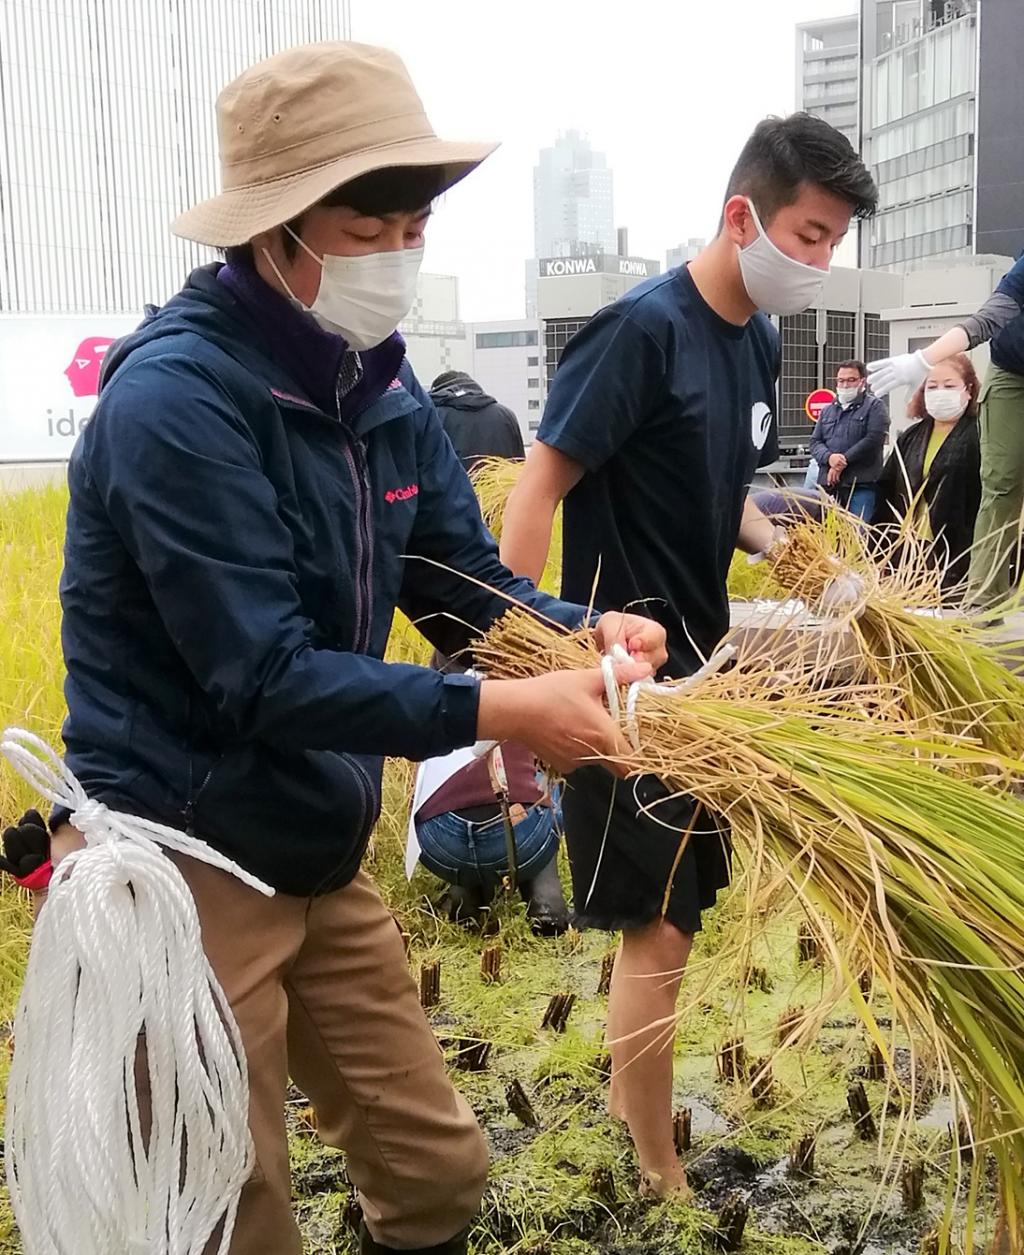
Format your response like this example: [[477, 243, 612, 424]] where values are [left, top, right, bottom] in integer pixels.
[[866, 350, 931, 398], [747, 525, 788, 566], [820, 569, 866, 616]]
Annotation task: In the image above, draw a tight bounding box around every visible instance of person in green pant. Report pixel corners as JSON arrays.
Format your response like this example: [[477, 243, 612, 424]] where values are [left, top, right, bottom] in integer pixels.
[[867, 251, 1024, 612]]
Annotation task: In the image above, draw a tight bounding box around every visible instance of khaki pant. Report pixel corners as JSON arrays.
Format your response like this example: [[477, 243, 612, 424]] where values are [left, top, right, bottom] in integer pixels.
[[967, 362, 1024, 606], [166, 854, 488, 1252]]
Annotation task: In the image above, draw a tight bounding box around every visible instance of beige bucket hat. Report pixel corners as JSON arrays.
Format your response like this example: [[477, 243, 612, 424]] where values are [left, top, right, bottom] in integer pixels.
[[172, 42, 497, 247]]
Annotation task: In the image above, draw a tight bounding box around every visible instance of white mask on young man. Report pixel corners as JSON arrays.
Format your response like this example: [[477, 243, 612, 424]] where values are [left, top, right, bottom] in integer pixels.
[[263, 226, 424, 350], [924, 386, 969, 422], [737, 200, 830, 316]]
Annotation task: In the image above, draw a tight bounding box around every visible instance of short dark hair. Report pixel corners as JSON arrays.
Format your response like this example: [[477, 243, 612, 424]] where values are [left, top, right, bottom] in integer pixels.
[[837, 360, 867, 378], [724, 113, 878, 223], [227, 165, 449, 266]]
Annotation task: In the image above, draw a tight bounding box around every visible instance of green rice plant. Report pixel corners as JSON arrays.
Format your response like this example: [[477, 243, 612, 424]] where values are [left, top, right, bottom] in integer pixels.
[[476, 608, 1024, 1251]]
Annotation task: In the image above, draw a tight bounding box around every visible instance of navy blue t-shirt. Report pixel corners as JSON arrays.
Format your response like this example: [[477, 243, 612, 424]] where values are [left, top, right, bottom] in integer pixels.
[[991, 251, 1024, 378], [538, 265, 779, 677]]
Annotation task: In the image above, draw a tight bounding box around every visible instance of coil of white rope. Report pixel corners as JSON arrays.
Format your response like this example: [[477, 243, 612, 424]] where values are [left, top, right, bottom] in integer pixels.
[[0, 728, 274, 1255], [601, 642, 737, 751]]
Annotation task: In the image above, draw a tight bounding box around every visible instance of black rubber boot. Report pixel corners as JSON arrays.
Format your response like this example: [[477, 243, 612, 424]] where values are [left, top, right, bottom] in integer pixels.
[[438, 881, 492, 927], [519, 853, 569, 936], [358, 1220, 470, 1254]]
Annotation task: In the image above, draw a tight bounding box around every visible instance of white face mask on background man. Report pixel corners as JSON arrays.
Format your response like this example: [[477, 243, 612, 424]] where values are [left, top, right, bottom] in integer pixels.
[[737, 200, 830, 316], [264, 226, 424, 350], [836, 384, 862, 407], [924, 386, 969, 422]]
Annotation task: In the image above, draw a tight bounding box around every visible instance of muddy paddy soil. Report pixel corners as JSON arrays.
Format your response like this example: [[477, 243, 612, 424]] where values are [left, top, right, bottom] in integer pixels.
[[290, 846, 1001, 1255]]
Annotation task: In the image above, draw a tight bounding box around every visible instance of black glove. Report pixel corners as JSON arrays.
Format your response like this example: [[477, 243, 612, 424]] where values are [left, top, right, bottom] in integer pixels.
[[0, 809, 50, 879]]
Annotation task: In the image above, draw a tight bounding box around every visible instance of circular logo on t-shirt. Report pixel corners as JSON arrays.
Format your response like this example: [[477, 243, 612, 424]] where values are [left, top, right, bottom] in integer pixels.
[[750, 401, 773, 451]]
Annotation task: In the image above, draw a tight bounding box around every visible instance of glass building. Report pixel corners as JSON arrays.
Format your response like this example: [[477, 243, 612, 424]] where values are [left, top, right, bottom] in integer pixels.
[[0, 0, 352, 313]]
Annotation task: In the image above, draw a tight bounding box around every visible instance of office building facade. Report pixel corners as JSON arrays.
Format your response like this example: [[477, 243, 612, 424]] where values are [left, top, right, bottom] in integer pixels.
[[469, 321, 544, 441], [533, 131, 615, 261], [527, 131, 616, 316], [0, 0, 352, 314], [665, 239, 706, 271], [796, 15, 860, 148], [859, 0, 1022, 271]]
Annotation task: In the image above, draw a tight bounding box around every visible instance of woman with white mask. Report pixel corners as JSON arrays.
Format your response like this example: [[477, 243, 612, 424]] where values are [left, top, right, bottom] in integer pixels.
[[872, 353, 982, 596]]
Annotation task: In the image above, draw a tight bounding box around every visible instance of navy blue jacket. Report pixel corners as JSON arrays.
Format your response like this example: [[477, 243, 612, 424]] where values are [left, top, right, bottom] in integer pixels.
[[990, 252, 1024, 378], [808, 390, 889, 487], [59, 265, 586, 895]]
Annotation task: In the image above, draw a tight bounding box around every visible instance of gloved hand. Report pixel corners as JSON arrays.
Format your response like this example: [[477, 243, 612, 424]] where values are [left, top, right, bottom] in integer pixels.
[[820, 569, 867, 616], [747, 525, 788, 566], [866, 350, 931, 398], [0, 809, 52, 888]]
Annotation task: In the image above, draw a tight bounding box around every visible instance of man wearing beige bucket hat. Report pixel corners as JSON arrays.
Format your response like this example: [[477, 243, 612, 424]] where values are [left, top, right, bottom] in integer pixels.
[[43, 39, 667, 1255]]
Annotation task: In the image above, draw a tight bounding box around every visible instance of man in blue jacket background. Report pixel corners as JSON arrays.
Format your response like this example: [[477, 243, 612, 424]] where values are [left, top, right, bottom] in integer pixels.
[[808, 359, 889, 518], [43, 42, 666, 1255]]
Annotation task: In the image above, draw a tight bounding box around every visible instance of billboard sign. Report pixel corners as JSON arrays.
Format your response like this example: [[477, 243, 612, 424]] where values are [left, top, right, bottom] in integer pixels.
[[0, 314, 139, 462]]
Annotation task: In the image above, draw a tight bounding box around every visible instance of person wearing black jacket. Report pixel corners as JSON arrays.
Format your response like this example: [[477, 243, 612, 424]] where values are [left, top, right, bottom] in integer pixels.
[[872, 352, 982, 596], [429, 371, 524, 470]]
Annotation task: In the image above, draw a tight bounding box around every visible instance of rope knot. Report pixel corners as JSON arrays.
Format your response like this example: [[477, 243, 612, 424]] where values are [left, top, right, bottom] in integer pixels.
[[71, 797, 115, 842], [602, 642, 737, 751]]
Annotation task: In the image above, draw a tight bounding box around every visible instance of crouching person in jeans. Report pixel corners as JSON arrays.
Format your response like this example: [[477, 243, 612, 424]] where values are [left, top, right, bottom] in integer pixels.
[[43, 41, 666, 1255], [412, 742, 569, 934]]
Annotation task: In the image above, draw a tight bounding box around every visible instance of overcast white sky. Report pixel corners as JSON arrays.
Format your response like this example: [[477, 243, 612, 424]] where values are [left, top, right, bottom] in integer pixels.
[[350, 0, 860, 321]]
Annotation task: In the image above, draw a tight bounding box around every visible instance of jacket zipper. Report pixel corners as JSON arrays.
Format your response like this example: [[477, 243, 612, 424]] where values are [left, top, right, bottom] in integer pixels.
[[183, 763, 217, 836], [337, 378, 374, 654]]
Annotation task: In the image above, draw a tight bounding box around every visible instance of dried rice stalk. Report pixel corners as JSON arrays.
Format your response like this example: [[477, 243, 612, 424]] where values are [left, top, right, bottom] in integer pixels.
[[769, 515, 1024, 760], [475, 608, 1024, 1250]]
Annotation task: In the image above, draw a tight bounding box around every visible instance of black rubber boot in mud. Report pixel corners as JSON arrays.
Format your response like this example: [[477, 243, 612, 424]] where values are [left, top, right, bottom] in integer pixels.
[[438, 881, 493, 927], [520, 853, 570, 936]]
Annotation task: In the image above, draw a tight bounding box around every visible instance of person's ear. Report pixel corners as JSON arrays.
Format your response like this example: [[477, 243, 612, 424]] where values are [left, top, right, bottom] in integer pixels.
[[722, 195, 754, 248]]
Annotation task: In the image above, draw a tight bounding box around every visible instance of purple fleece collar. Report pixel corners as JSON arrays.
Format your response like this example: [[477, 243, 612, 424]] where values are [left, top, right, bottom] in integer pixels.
[[217, 260, 406, 422]]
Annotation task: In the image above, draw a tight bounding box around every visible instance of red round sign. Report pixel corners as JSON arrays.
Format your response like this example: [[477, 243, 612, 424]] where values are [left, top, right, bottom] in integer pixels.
[[805, 388, 835, 422]]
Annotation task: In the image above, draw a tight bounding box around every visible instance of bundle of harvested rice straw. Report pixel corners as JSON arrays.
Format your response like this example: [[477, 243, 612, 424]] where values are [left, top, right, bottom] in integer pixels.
[[474, 606, 1024, 1252], [768, 512, 1024, 759]]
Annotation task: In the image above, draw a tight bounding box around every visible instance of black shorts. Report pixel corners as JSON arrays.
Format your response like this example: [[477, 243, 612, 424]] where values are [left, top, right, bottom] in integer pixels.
[[561, 765, 731, 934]]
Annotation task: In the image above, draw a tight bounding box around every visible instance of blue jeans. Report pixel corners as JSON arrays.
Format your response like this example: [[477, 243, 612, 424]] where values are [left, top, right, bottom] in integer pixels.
[[846, 485, 877, 520], [417, 793, 561, 892]]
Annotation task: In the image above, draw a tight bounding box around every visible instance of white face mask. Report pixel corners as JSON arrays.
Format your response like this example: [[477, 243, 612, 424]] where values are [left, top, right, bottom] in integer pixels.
[[836, 384, 862, 407], [263, 227, 424, 350], [924, 386, 968, 422], [737, 200, 830, 315]]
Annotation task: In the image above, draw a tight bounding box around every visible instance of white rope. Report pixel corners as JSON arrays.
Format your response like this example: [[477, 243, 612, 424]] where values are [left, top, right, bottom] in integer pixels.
[[0, 728, 274, 1255], [603, 642, 737, 751]]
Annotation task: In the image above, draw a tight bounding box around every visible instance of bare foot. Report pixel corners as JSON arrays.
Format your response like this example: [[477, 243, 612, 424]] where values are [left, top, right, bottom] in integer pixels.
[[639, 1165, 693, 1202]]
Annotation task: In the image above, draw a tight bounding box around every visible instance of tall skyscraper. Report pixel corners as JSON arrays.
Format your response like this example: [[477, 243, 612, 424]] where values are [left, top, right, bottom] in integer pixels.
[[859, 0, 1022, 270], [795, 15, 860, 150], [0, 0, 352, 314], [532, 131, 615, 261]]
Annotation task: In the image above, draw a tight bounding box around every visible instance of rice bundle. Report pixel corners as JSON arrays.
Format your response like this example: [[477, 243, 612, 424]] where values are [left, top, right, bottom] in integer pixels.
[[475, 608, 1024, 1249], [768, 514, 1024, 760], [469, 456, 526, 542]]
